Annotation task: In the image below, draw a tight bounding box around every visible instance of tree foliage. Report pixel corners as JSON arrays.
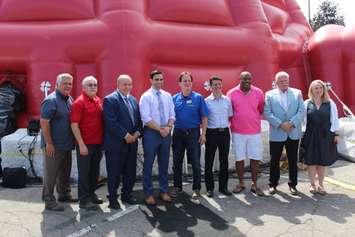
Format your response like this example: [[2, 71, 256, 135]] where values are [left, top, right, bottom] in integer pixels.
[[310, 0, 345, 32]]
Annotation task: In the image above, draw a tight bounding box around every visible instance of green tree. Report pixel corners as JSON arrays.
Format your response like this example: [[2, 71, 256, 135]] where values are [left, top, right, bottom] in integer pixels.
[[310, 0, 345, 32]]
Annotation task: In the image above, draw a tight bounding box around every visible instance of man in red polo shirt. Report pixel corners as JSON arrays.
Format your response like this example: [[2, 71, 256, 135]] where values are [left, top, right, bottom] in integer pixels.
[[71, 76, 103, 210]]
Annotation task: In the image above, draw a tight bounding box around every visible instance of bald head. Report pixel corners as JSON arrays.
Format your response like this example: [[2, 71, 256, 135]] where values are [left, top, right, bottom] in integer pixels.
[[240, 71, 252, 80], [117, 74, 133, 96], [239, 71, 252, 92]]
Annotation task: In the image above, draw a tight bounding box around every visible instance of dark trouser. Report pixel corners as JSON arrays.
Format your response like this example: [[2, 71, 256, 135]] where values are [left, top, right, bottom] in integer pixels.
[[173, 127, 201, 191], [205, 128, 230, 192], [269, 138, 299, 188], [105, 142, 137, 201], [0, 157, 2, 177], [143, 128, 171, 196], [42, 149, 72, 205], [76, 144, 102, 204]]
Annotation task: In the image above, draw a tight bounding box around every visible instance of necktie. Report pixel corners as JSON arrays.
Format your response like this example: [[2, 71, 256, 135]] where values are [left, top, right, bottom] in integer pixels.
[[156, 91, 166, 126], [124, 97, 135, 126]]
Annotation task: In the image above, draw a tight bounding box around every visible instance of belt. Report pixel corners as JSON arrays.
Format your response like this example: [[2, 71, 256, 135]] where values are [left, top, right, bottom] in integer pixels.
[[174, 127, 199, 135], [207, 127, 229, 132]]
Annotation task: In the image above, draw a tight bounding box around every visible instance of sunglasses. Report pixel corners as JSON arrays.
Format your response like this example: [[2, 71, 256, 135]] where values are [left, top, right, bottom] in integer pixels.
[[87, 83, 97, 87]]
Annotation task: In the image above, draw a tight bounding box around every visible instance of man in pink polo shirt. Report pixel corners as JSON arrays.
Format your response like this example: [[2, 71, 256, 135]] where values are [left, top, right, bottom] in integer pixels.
[[227, 71, 265, 196]]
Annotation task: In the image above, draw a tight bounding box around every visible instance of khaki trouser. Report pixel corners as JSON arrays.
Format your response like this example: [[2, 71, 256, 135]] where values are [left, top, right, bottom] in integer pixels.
[[42, 149, 72, 205]]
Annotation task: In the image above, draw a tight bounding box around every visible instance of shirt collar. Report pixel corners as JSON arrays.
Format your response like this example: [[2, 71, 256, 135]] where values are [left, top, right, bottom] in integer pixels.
[[180, 91, 192, 99], [55, 89, 69, 101], [278, 88, 288, 95], [209, 93, 223, 100], [151, 87, 161, 95], [82, 92, 97, 101], [117, 90, 130, 99]]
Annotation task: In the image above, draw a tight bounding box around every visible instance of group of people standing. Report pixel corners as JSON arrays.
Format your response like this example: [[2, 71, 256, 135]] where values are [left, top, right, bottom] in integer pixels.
[[40, 70, 339, 211]]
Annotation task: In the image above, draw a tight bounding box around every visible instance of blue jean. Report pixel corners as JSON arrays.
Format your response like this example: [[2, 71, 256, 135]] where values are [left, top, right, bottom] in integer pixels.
[[142, 128, 171, 196], [172, 127, 201, 191]]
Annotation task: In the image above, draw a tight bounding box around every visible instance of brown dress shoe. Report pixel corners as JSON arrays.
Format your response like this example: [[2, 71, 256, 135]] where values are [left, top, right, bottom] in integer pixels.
[[145, 196, 156, 206], [159, 193, 172, 202]]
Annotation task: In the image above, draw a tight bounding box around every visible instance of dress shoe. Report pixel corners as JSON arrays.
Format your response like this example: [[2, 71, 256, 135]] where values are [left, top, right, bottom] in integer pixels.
[[289, 186, 299, 196], [268, 186, 277, 195], [108, 199, 121, 209], [145, 196, 157, 206], [92, 196, 104, 204], [219, 189, 232, 196], [170, 187, 183, 198], [206, 190, 214, 198], [45, 203, 64, 211], [159, 193, 172, 202], [79, 201, 99, 211], [121, 196, 138, 205], [58, 195, 78, 203]]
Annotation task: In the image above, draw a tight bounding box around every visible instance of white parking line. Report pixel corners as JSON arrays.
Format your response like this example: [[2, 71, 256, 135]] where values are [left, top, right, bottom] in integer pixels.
[[66, 205, 140, 237], [201, 195, 223, 212], [106, 205, 140, 222], [66, 224, 97, 237]]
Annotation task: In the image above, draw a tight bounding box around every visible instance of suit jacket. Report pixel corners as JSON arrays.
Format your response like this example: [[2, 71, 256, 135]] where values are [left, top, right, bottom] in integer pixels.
[[264, 87, 305, 142], [103, 91, 142, 151]]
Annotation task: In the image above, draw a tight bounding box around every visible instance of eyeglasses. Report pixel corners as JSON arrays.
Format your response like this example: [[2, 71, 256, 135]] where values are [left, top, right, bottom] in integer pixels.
[[87, 84, 97, 87], [153, 79, 163, 81]]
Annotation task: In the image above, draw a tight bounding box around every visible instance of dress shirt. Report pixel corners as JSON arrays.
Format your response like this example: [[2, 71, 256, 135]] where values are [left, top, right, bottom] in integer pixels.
[[279, 89, 288, 110], [139, 87, 175, 127], [205, 94, 233, 128]]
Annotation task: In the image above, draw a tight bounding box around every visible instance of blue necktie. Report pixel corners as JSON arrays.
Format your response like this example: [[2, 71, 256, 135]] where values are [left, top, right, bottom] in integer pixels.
[[124, 97, 135, 126], [156, 91, 166, 126]]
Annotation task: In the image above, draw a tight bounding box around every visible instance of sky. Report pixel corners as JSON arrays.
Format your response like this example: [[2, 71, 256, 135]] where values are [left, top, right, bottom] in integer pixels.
[[296, 0, 355, 26]]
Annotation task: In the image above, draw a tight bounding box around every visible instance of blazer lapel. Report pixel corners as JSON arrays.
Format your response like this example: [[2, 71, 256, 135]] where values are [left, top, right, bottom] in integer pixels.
[[286, 89, 293, 111], [116, 92, 132, 123]]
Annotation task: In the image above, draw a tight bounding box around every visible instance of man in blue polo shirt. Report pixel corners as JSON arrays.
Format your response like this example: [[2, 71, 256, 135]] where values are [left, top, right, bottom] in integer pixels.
[[40, 73, 76, 211], [171, 71, 209, 204]]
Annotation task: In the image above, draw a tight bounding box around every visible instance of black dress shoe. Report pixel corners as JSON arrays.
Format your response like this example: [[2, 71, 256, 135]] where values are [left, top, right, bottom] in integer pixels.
[[219, 189, 232, 196], [108, 199, 121, 209], [92, 196, 104, 204], [45, 203, 64, 211], [121, 197, 138, 205], [58, 196, 78, 203], [79, 201, 99, 211], [289, 186, 299, 196], [206, 190, 214, 198]]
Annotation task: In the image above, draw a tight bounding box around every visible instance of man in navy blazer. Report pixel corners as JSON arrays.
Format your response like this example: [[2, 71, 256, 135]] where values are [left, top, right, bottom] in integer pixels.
[[103, 74, 142, 209], [264, 71, 305, 196]]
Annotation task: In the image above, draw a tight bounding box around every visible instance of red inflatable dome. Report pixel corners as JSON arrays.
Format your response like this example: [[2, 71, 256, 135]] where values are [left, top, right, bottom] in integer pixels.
[[308, 24, 355, 114], [0, 0, 312, 127]]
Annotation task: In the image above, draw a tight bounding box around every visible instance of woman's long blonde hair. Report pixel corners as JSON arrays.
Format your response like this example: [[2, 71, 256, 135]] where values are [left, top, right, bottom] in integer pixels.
[[308, 79, 330, 102]]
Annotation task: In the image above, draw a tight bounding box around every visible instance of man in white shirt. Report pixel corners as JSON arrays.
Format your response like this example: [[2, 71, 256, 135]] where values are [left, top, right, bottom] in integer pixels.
[[139, 70, 175, 205], [204, 76, 233, 197]]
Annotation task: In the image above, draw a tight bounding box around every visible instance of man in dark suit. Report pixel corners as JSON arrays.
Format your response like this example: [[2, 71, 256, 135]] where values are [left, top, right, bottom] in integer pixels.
[[103, 74, 142, 209]]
